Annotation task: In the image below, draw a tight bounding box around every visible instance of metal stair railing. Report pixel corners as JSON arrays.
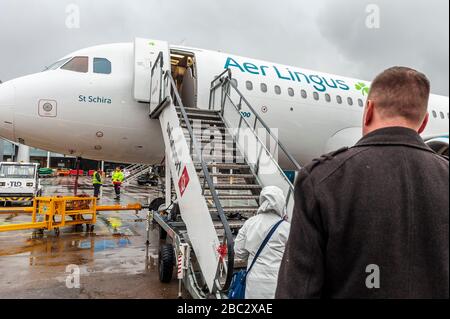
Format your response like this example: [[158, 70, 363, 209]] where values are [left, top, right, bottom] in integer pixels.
[[124, 165, 152, 184], [149, 52, 236, 292], [209, 69, 302, 219], [125, 164, 150, 177], [124, 163, 144, 175]]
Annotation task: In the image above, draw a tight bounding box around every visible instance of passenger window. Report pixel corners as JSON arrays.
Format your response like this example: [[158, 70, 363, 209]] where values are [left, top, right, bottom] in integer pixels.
[[336, 95, 342, 104], [432, 110, 437, 118], [325, 93, 331, 102], [246, 81, 253, 91], [94, 58, 111, 74], [440, 112, 445, 119], [347, 97, 353, 106], [231, 79, 238, 88], [260, 83, 267, 93], [288, 88, 294, 97], [61, 56, 89, 73], [274, 85, 281, 95], [301, 90, 307, 99], [358, 99, 364, 107], [313, 92, 319, 101]]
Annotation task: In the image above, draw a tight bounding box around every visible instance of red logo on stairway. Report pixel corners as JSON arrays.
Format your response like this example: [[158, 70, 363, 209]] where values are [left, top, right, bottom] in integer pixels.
[[178, 166, 190, 197]]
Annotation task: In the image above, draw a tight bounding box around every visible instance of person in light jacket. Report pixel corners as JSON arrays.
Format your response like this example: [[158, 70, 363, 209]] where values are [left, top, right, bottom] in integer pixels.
[[234, 186, 290, 299]]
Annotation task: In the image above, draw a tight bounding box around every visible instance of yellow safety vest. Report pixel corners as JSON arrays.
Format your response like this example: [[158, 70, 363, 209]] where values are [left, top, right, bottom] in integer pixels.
[[112, 171, 124, 183], [92, 172, 102, 185]]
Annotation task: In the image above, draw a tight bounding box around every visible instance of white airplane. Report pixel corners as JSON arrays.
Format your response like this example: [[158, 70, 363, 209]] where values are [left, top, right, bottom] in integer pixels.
[[0, 38, 448, 166]]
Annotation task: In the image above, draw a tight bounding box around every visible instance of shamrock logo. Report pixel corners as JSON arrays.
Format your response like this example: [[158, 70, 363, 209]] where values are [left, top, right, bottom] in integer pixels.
[[355, 82, 370, 96]]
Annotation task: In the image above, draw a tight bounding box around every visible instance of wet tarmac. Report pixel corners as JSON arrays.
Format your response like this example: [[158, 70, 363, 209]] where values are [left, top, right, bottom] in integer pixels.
[[0, 177, 181, 299]]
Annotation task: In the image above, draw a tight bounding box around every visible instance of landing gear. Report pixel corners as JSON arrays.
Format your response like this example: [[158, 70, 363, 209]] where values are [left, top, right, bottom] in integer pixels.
[[159, 243, 175, 283]]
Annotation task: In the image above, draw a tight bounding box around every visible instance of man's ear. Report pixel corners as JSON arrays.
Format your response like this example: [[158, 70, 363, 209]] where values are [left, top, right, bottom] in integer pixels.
[[418, 112, 429, 134], [364, 100, 375, 126]]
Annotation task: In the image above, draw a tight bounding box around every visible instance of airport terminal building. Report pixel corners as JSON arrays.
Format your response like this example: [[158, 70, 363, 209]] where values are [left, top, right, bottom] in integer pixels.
[[0, 139, 123, 171]]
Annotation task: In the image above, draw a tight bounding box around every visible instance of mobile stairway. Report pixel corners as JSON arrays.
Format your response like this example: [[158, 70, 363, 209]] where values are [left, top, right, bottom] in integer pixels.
[[147, 52, 302, 299], [123, 163, 153, 184]]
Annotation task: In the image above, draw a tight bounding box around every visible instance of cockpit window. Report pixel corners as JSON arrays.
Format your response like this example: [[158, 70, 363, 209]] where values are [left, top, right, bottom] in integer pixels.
[[45, 58, 71, 71], [94, 58, 112, 74], [61, 56, 89, 73]]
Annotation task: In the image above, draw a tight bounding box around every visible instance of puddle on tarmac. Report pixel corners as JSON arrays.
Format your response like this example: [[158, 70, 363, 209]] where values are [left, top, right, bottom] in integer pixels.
[[0, 177, 180, 298]]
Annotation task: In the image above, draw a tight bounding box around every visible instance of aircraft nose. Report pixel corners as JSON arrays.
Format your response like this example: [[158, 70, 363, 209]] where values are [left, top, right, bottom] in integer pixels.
[[0, 81, 16, 141]]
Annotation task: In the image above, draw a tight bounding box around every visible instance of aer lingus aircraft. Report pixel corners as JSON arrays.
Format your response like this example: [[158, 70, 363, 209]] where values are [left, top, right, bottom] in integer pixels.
[[0, 38, 448, 165]]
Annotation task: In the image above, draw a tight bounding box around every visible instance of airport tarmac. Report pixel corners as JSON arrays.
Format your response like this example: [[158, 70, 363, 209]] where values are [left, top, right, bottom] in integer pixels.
[[0, 176, 181, 299]]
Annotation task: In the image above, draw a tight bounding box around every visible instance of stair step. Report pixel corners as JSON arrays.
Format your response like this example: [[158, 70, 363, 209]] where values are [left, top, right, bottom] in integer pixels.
[[200, 173, 255, 179], [179, 118, 224, 126], [188, 143, 239, 152], [179, 113, 222, 121], [195, 163, 251, 170], [213, 220, 246, 229], [182, 124, 228, 132], [192, 154, 244, 162], [210, 207, 259, 215], [175, 106, 219, 115], [213, 184, 262, 190], [206, 195, 260, 200], [185, 138, 236, 147], [185, 131, 234, 139]]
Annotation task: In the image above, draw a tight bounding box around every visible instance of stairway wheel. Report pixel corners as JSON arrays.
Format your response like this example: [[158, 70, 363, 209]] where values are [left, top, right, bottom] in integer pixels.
[[158, 243, 175, 283]]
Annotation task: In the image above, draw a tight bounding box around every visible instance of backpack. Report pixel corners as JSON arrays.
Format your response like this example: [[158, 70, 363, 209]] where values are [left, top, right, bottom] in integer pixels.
[[228, 219, 284, 299]]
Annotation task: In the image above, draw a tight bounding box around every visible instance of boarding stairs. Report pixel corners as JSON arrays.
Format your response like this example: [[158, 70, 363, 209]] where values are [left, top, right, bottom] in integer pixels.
[[123, 163, 152, 184], [148, 52, 301, 296]]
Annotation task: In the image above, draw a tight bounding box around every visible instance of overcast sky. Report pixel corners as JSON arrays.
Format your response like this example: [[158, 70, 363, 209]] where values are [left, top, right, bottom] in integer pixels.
[[0, 0, 448, 95]]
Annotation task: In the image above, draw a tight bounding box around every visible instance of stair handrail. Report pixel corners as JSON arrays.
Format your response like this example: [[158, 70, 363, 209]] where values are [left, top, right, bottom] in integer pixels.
[[151, 53, 235, 292], [124, 167, 152, 182], [149, 51, 165, 114], [209, 70, 303, 213], [210, 70, 302, 172]]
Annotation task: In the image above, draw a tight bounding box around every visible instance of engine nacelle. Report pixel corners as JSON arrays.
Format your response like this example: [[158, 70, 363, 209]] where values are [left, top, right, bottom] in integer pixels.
[[425, 137, 449, 156]]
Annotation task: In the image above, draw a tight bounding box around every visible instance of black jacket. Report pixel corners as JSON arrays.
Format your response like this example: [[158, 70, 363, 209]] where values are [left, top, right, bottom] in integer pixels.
[[276, 127, 449, 299]]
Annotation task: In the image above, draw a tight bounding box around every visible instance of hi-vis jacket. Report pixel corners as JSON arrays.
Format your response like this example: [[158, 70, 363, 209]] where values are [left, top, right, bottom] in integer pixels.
[[92, 172, 102, 185], [234, 186, 290, 299], [112, 171, 124, 183]]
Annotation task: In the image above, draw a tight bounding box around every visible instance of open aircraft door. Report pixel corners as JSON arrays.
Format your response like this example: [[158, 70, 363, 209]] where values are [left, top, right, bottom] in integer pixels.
[[133, 38, 170, 104]]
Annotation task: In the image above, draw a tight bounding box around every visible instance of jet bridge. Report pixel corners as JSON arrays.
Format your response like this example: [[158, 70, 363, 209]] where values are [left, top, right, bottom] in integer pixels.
[[144, 45, 301, 298]]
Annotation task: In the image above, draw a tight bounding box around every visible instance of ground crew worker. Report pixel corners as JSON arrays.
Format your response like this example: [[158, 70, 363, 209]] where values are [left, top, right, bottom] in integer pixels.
[[234, 186, 290, 299], [276, 67, 449, 299], [92, 169, 102, 198], [112, 166, 125, 200]]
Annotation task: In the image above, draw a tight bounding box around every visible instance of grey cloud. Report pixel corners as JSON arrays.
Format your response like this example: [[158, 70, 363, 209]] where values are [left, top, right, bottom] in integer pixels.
[[317, 0, 449, 94], [0, 0, 448, 95]]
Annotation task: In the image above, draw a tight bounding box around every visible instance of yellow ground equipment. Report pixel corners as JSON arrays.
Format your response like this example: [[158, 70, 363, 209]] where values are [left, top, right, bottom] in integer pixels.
[[0, 196, 143, 234]]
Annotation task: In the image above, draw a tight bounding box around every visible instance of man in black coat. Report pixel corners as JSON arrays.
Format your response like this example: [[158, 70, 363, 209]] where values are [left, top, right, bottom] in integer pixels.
[[276, 67, 449, 299]]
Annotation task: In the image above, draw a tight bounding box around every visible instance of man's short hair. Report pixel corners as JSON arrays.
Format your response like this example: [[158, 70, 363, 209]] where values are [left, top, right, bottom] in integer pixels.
[[368, 66, 430, 123]]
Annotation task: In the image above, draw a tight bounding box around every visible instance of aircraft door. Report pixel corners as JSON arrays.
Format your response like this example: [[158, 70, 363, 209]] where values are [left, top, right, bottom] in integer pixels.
[[133, 38, 170, 104]]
